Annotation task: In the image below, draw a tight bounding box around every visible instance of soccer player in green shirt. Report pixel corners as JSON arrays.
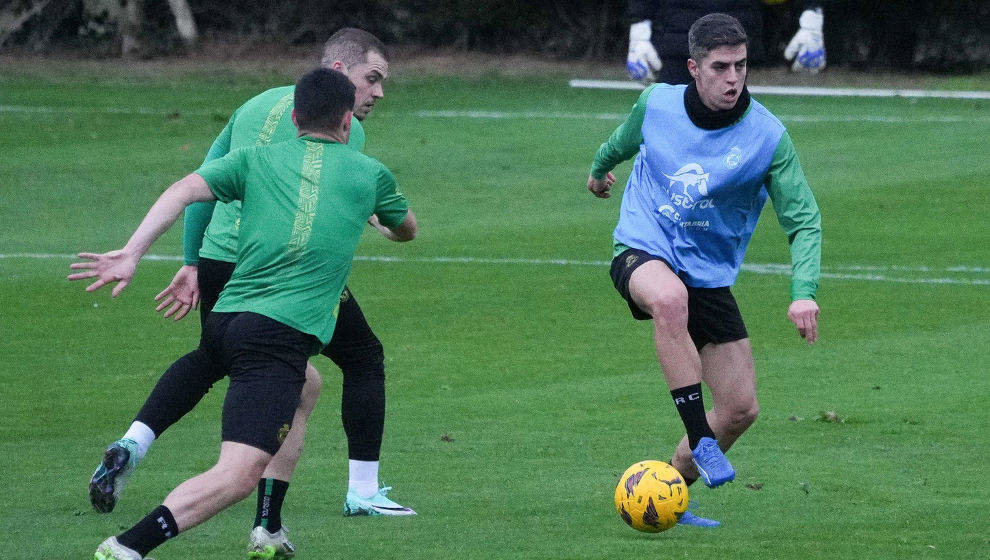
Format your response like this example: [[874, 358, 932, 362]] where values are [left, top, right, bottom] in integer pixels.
[[71, 67, 416, 560], [87, 28, 415, 558]]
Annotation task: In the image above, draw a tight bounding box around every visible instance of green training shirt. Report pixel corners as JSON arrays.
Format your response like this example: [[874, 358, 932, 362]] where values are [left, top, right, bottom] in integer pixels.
[[183, 85, 367, 265], [195, 137, 408, 345]]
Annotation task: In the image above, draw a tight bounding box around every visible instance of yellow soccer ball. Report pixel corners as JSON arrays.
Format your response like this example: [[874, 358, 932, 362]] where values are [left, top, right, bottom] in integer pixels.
[[614, 460, 689, 532]]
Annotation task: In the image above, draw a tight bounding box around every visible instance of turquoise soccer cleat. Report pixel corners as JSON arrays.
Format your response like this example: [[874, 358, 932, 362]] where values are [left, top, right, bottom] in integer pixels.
[[90, 438, 141, 513], [691, 437, 735, 488], [343, 486, 416, 516]]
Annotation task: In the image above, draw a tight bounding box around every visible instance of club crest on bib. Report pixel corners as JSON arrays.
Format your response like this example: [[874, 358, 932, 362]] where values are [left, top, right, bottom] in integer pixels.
[[725, 146, 742, 169]]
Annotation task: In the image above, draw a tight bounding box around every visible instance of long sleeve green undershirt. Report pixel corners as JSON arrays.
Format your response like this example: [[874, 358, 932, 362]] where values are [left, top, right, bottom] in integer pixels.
[[182, 117, 234, 265], [590, 85, 652, 180], [765, 130, 821, 301]]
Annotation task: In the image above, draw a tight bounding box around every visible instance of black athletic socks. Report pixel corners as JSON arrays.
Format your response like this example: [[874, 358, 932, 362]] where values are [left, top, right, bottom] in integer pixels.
[[117, 504, 178, 557], [254, 478, 290, 531], [670, 383, 716, 450]]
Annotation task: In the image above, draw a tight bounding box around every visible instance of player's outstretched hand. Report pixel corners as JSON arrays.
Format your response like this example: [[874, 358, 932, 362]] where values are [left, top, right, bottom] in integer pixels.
[[787, 299, 820, 345], [587, 172, 616, 199], [154, 264, 199, 321], [67, 250, 139, 297]]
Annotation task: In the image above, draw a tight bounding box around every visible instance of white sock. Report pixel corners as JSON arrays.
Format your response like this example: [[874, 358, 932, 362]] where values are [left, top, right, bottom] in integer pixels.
[[122, 421, 156, 461], [348, 460, 380, 498]]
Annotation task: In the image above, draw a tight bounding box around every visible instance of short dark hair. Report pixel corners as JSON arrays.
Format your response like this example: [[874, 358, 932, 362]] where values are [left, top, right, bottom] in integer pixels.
[[688, 13, 748, 62], [294, 68, 356, 133], [320, 28, 388, 67]]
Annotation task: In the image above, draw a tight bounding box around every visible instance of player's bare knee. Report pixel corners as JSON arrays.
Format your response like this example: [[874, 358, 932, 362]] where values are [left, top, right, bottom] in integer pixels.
[[645, 287, 689, 330], [215, 458, 267, 500], [727, 401, 759, 433]]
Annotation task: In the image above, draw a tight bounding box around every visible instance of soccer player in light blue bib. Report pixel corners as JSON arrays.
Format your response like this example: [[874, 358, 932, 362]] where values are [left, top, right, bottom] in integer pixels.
[[588, 13, 822, 528]]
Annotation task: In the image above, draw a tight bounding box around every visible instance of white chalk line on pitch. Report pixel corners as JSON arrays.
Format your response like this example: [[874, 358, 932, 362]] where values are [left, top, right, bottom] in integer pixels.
[[3, 252, 987, 286], [569, 79, 990, 100], [1, 104, 987, 124], [415, 110, 990, 124]]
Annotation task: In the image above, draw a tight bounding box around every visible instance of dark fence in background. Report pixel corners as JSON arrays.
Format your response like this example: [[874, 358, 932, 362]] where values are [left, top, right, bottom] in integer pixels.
[[4, 0, 988, 72]]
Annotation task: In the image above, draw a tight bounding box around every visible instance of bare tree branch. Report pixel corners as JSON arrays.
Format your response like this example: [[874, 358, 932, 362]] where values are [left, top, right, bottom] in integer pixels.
[[166, 0, 197, 47], [0, 0, 53, 47], [119, 0, 142, 57]]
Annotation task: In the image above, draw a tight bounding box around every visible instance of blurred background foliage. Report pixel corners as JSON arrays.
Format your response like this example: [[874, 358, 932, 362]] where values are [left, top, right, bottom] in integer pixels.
[[1, 0, 987, 72]]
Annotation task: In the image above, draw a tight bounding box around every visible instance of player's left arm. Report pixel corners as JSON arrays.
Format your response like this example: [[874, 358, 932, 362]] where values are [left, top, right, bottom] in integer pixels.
[[587, 84, 654, 198], [370, 164, 416, 242], [68, 174, 218, 297], [765, 130, 822, 344], [182, 115, 234, 265]]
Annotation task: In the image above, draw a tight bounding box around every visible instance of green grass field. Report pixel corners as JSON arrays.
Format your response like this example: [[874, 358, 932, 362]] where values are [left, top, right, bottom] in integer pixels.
[[1, 61, 988, 559]]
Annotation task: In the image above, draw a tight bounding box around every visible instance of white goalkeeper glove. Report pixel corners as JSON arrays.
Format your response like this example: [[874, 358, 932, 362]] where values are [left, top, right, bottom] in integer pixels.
[[784, 8, 826, 73], [627, 20, 662, 82]]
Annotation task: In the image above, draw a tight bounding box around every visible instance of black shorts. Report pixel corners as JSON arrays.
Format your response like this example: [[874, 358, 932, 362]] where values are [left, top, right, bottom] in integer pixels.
[[198, 257, 379, 364], [202, 311, 321, 455], [610, 248, 748, 351], [198, 257, 237, 330]]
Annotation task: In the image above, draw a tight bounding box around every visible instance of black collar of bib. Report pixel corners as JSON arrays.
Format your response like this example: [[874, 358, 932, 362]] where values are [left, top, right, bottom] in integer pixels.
[[683, 82, 751, 130]]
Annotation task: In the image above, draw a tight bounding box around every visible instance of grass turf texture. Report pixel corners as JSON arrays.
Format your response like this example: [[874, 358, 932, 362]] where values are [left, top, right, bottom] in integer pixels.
[[1, 64, 988, 559]]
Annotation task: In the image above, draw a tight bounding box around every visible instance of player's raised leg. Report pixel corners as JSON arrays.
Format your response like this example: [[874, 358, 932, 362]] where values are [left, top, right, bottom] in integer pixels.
[[626, 258, 734, 488], [90, 259, 234, 514], [90, 345, 226, 513]]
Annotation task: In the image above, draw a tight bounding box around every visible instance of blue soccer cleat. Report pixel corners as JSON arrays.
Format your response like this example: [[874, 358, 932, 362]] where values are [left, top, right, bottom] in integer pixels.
[[678, 509, 721, 528], [691, 437, 735, 488], [90, 438, 141, 513], [343, 486, 416, 517]]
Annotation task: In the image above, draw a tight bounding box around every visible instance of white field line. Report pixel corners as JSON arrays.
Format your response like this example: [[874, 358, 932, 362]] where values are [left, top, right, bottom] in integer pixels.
[[569, 79, 990, 100], [416, 109, 627, 121], [2, 104, 986, 124], [4, 252, 987, 286], [415, 110, 988, 124], [0, 105, 218, 116]]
